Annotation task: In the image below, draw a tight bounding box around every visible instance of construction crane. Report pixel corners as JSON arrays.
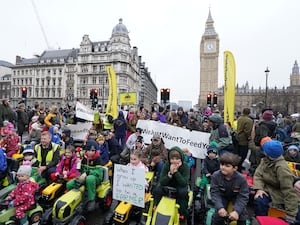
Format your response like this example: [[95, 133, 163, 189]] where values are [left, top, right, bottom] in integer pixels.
[[31, 0, 50, 49]]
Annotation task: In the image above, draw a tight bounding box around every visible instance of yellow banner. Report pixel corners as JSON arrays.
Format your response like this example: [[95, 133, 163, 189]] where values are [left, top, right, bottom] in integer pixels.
[[223, 51, 236, 125], [119, 92, 137, 105], [105, 65, 118, 119]]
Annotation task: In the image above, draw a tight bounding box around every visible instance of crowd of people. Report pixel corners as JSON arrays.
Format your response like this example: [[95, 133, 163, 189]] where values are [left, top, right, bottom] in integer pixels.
[[1, 98, 300, 224]]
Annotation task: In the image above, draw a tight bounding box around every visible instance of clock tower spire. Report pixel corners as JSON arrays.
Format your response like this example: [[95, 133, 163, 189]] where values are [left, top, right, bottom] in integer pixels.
[[199, 9, 220, 109]]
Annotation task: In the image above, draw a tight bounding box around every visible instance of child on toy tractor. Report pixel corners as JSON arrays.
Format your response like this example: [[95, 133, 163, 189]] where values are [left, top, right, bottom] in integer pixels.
[[5, 161, 39, 225], [210, 152, 249, 225], [66, 139, 103, 212], [153, 146, 190, 225], [50, 145, 80, 181]]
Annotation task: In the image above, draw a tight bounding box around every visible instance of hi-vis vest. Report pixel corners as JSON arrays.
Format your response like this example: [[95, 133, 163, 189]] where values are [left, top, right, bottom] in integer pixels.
[[36, 143, 60, 166], [103, 115, 113, 130]]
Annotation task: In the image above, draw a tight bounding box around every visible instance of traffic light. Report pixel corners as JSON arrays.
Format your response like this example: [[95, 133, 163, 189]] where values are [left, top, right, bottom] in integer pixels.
[[93, 89, 98, 97], [165, 88, 170, 102], [213, 93, 218, 105], [207, 93, 211, 105], [160, 88, 170, 103], [160, 89, 165, 103], [90, 89, 94, 99], [21, 87, 27, 99], [92, 89, 98, 108]]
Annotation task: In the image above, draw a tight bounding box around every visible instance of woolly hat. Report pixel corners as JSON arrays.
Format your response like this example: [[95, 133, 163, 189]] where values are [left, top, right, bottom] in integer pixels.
[[260, 136, 272, 147], [96, 135, 105, 142], [208, 114, 223, 124], [31, 116, 39, 122], [262, 140, 283, 158], [102, 130, 110, 136], [135, 135, 144, 143], [262, 110, 273, 121], [31, 122, 41, 131], [17, 161, 32, 176], [287, 145, 299, 152], [151, 134, 161, 141], [83, 140, 98, 151], [207, 145, 218, 154], [23, 145, 35, 155]]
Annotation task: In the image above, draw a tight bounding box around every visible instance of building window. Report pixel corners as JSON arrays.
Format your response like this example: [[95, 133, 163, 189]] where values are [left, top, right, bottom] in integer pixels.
[[59, 69, 62, 75], [47, 79, 50, 86], [41, 79, 44, 86], [92, 76, 97, 84], [93, 66, 97, 73], [52, 78, 56, 86], [100, 65, 105, 71], [53, 69, 56, 75], [48, 70, 51, 75]]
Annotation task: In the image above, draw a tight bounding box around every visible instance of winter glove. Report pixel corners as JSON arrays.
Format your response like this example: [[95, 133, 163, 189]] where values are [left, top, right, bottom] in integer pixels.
[[8, 200, 14, 208]]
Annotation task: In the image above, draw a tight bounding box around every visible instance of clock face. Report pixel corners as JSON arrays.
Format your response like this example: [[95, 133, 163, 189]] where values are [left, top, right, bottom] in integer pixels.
[[205, 42, 214, 51]]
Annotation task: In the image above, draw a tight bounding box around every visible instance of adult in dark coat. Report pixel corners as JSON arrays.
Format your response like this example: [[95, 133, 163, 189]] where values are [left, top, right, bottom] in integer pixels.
[[0, 99, 14, 126], [16, 103, 29, 141]]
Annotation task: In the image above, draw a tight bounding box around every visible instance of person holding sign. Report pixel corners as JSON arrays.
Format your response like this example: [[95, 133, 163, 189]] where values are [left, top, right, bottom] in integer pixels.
[[141, 134, 168, 180], [153, 146, 190, 225]]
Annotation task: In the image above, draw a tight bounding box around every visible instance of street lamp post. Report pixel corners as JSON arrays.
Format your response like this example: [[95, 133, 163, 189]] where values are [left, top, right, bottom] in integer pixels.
[[265, 67, 270, 108]]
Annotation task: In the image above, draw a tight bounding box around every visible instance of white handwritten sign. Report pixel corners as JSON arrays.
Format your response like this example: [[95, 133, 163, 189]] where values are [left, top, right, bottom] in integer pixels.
[[113, 164, 145, 208], [66, 122, 92, 140]]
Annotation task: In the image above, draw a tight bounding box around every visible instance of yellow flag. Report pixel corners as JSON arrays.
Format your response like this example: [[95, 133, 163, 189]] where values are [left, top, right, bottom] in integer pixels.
[[223, 51, 236, 125], [105, 65, 118, 119]]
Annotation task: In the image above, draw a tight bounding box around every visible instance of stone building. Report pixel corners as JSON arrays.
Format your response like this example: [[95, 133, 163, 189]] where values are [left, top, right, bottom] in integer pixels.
[[10, 19, 157, 110], [199, 10, 300, 115], [0, 60, 13, 101]]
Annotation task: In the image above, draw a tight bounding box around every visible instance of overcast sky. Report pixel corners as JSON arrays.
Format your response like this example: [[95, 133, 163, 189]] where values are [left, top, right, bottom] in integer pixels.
[[1, 0, 299, 105]]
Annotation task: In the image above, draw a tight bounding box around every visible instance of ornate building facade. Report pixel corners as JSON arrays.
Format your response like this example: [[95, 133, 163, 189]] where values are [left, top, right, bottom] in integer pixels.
[[10, 19, 157, 110]]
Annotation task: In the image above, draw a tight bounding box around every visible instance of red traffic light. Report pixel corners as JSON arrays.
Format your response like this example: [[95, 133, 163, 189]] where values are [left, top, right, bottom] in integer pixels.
[[21, 87, 27, 92], [166, 88, 170, 92], [207, 94, 211, 98]]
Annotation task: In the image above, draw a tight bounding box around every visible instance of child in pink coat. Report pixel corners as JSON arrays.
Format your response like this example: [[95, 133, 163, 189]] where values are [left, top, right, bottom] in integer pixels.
[[50, 145, 80, 181], [6, 161, 39, 225], [1, 129, 21, 157]]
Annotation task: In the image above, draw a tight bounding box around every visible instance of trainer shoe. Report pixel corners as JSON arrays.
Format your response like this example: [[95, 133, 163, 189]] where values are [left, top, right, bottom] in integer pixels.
[[87, 200, 96, 212]]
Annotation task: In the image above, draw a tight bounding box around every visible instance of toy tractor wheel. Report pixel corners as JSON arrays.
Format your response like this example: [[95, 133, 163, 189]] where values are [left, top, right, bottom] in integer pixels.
[[70, 215, 86, 225], [30, 211, 42, 224], [41, 208, 53, 225], [100, 189, 112, 211]]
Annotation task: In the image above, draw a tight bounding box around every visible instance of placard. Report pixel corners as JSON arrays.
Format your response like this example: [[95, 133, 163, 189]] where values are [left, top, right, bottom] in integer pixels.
[[113, 164, 145, 208]]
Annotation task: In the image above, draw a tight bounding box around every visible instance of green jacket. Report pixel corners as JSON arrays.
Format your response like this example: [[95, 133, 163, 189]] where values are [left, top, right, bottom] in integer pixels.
[[237, 115, 253, 145], [159, 147, 190, 188], [80, 151, 103, 182], [253, 156, 298, 217]]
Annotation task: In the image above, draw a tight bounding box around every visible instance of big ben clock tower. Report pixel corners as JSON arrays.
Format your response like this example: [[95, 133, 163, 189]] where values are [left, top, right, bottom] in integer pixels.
[[199, 9, 219, 108]]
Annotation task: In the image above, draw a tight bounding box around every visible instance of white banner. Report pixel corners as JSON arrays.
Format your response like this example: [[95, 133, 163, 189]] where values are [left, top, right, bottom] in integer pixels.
[[113, 164, 145, 208], [75, 102, 96, 121], [66, 122, 92, 140], [137, 120, 210, 159]]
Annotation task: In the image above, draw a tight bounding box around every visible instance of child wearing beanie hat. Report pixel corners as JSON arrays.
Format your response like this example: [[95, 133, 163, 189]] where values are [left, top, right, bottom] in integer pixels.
[[6, 160, 39, 224], [284, 144, 300, 163], [198, 144, 219, 194], [253, 140, 298, 220]]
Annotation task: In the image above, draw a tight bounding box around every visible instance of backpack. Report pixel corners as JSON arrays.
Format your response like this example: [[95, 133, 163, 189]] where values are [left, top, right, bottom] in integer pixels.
[[0, 148, 7, 173], [254, 123, 276, 146]]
